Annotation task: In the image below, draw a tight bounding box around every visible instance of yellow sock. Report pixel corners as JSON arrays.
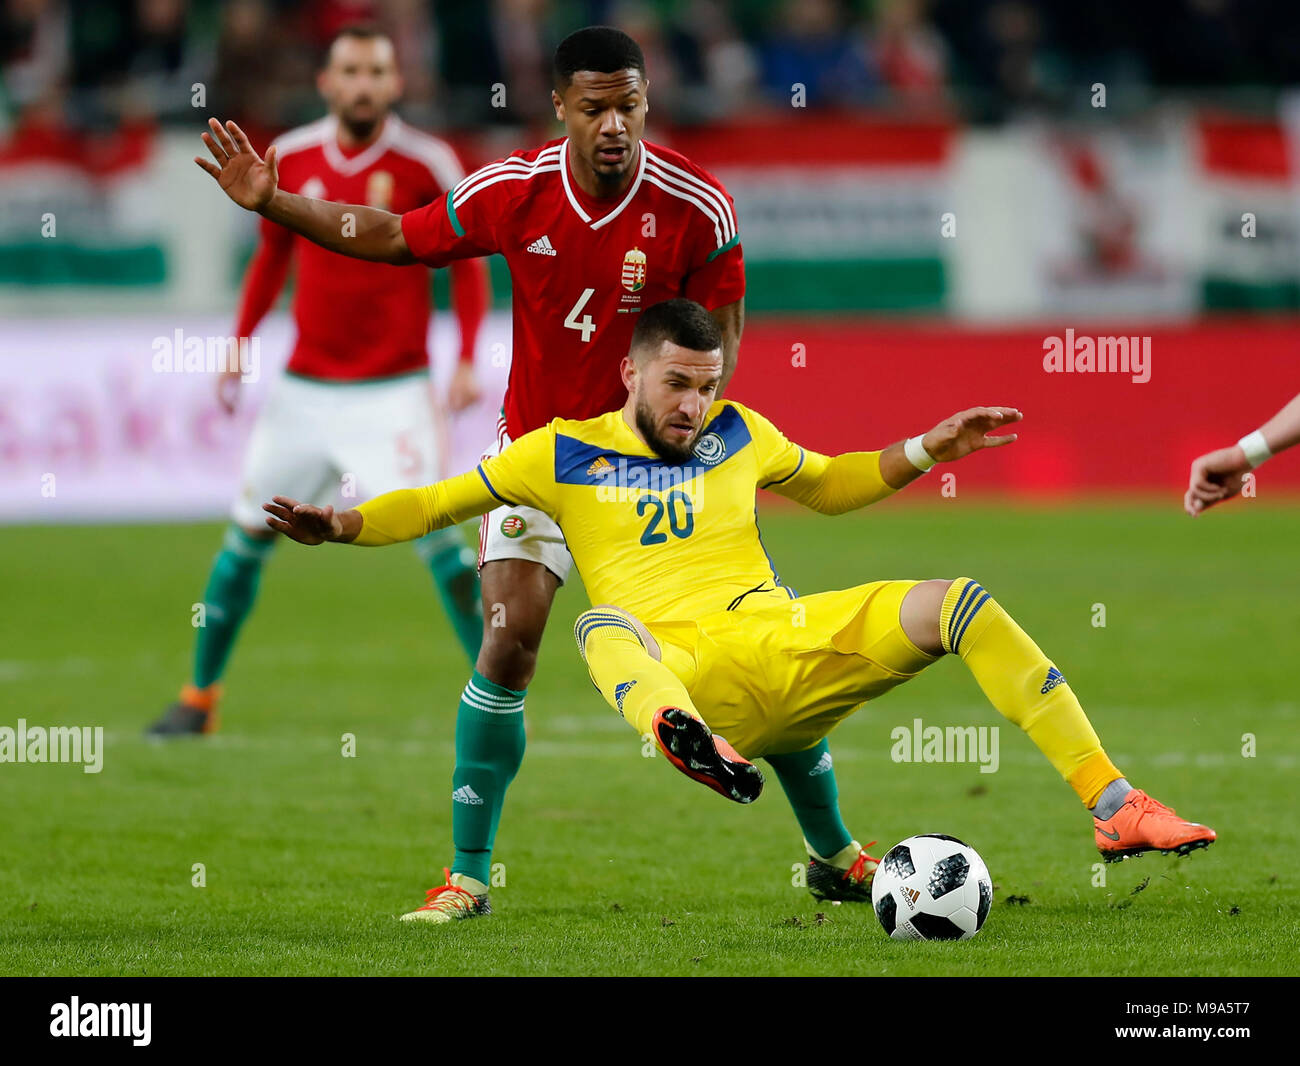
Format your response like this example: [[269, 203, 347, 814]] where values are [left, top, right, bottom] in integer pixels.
[[939, 579, 1122, 807], [574, 609, 701, 737]]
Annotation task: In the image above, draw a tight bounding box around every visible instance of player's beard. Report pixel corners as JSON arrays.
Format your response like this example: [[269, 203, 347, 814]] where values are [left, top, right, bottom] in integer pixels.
[[635, 394, 698, 464], [593, 158, 630, 190], [339, 105, 383, 143], [590, 141, 636, 190]]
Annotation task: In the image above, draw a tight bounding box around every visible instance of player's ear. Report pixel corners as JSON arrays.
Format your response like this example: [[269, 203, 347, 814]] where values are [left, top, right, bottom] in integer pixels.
[[552, 89, 564, 122], [316, 68, 329, 101], [620, 355, 637, 391]]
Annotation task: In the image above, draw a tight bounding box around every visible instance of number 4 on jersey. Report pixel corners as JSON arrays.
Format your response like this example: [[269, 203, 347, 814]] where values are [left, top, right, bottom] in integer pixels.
[[564, 288, 597, 342]]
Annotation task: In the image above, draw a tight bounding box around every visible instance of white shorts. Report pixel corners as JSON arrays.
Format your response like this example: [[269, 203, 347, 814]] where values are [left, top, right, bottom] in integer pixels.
[[476, 415, 573, 584], [233, 372, 449, 529]]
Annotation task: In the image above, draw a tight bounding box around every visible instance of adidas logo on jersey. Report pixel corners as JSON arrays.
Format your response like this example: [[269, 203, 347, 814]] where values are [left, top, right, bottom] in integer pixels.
[[1041, 666, 1067, 694], [526, 235, 557, 256], [452, 785, 485, 806], [808, 751, 833, 777]]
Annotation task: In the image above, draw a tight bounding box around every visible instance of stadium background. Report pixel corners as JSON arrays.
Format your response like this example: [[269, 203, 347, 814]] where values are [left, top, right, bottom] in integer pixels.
[[2, 1, 1299, 978], [3, 0, 1300, 516]]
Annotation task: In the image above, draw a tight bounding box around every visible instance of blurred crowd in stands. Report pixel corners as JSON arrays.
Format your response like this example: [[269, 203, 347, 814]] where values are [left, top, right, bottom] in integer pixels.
[[3, 0, 1300, 139]]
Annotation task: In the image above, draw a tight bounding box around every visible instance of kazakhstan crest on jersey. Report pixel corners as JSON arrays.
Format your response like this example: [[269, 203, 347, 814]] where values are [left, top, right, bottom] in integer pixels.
[[693, 432, 726, 465]]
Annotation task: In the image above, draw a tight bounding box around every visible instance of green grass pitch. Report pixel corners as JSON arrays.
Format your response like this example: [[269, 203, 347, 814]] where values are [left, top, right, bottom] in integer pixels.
[[2, 501, 1297, 976]]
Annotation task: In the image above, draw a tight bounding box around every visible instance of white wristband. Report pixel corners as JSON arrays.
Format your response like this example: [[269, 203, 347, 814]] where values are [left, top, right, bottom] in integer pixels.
[[1237, 430, 1273, 469], [904, 435, 937, 472]]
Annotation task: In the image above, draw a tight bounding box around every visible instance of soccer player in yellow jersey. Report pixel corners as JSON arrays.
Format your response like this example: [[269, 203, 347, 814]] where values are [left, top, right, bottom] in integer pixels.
[[266, 298, 1216, 921]]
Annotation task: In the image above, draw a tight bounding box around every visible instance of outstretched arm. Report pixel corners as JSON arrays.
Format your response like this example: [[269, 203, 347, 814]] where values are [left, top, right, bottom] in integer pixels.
[[1185, 392, 1300, 516], [263, 424, 557, 546], [769, 407, 1022, 514], [195, 118, 414, 264], [880, 406, 1023, 488], [263, 468, 499, 547]]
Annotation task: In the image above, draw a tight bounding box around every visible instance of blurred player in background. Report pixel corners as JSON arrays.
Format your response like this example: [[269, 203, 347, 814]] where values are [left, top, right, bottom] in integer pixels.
[[196, 27, 878, 918], [148, 24, 488, 736], [1184, 392, 1300, 516]]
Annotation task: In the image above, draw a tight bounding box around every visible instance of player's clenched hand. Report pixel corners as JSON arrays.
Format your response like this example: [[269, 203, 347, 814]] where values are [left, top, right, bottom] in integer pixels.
[[195, 118, 278, 212], [215, 364, 243, 414], [922, 407, 1022, 463], [1184, 445, 1250, 517], [263, 496, 342, 545], [447, 362, 482, 413]]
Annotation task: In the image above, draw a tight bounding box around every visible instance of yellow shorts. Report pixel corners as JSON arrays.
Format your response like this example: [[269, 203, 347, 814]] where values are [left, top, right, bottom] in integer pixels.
[[646, 581, 939, 759]]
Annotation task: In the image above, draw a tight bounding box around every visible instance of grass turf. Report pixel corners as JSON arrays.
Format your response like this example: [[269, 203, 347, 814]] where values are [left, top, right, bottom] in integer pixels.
[[2, 501, 1297, 976]]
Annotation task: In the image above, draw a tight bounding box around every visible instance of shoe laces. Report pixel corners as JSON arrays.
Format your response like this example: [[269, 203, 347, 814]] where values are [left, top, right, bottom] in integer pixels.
[[1130, 790, 1176, 819], [414, 868, 480, 913], [844, 841, 881, 885]]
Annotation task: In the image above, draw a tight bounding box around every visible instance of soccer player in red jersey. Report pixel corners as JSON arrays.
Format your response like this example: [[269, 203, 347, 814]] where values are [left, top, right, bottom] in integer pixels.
[[196, 27, 875, 917], [149, 25, 488, 736]]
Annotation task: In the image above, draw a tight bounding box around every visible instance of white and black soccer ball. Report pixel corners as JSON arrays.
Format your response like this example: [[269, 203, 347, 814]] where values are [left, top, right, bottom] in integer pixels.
[[871, 834, 992, 941]]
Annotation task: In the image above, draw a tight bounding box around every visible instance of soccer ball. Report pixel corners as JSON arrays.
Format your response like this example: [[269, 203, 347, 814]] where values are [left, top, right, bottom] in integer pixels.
[[871, 834, 992, 941]]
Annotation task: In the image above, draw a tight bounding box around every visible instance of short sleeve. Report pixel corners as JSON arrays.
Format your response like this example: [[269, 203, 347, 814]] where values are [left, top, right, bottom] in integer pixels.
[[681, 172, 744, 308], [684, 238, 745, 309], [400, 158, 507, 266]]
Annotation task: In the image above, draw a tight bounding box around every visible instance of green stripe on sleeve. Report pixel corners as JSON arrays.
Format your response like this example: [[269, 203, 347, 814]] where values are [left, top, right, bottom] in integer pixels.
[[446, 189, 465, 238], [704, 232, 740, 264]]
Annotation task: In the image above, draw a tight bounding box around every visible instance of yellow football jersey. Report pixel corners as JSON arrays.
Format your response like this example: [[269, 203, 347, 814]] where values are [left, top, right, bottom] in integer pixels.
[[353, 400, 897, 622]]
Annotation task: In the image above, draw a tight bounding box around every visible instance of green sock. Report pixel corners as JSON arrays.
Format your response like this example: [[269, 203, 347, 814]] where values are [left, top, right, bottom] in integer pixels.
[[764, 739, 853, 859], [451, 670, 526, 886], [414, 526, 483, 663], [193, 525, 273, 689]]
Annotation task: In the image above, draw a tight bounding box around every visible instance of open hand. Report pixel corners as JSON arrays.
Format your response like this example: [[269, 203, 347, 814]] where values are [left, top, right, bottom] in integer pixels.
[[922, 407, 1022, 463], [263, 496, 341, 545], [195, 118, 278, 212]]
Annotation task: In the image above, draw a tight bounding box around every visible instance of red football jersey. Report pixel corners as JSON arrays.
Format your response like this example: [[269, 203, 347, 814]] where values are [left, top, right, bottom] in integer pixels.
[[235, 114, 487, 381], [400, 137, 745, 438]]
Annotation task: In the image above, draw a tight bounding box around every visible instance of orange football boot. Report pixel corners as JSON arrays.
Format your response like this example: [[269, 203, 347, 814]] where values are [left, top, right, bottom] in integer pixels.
[[652, 707, 764, 804], [1095, 788, 1216, 862]]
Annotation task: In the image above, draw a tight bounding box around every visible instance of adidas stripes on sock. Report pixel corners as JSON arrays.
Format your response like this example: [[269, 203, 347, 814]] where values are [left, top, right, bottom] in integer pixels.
[[938, 578, 1122, 808], [573, 608, 700, 737], [451, 671, 526, 886]]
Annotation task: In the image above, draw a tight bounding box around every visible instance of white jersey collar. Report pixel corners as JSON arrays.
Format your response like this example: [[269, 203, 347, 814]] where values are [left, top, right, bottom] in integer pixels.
[[321, 114, 397, 176], [560, 138, 645, 230]]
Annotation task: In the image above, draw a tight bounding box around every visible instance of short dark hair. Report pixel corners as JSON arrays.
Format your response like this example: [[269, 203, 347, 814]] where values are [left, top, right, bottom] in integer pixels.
[[553, 26, 646, 90], [329, 22, 389, 51], [630, 299, 722, 362]]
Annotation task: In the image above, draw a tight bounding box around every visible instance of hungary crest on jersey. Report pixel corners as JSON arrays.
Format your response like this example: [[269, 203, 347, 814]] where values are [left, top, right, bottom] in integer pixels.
[[621, 248, 647, 292]]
